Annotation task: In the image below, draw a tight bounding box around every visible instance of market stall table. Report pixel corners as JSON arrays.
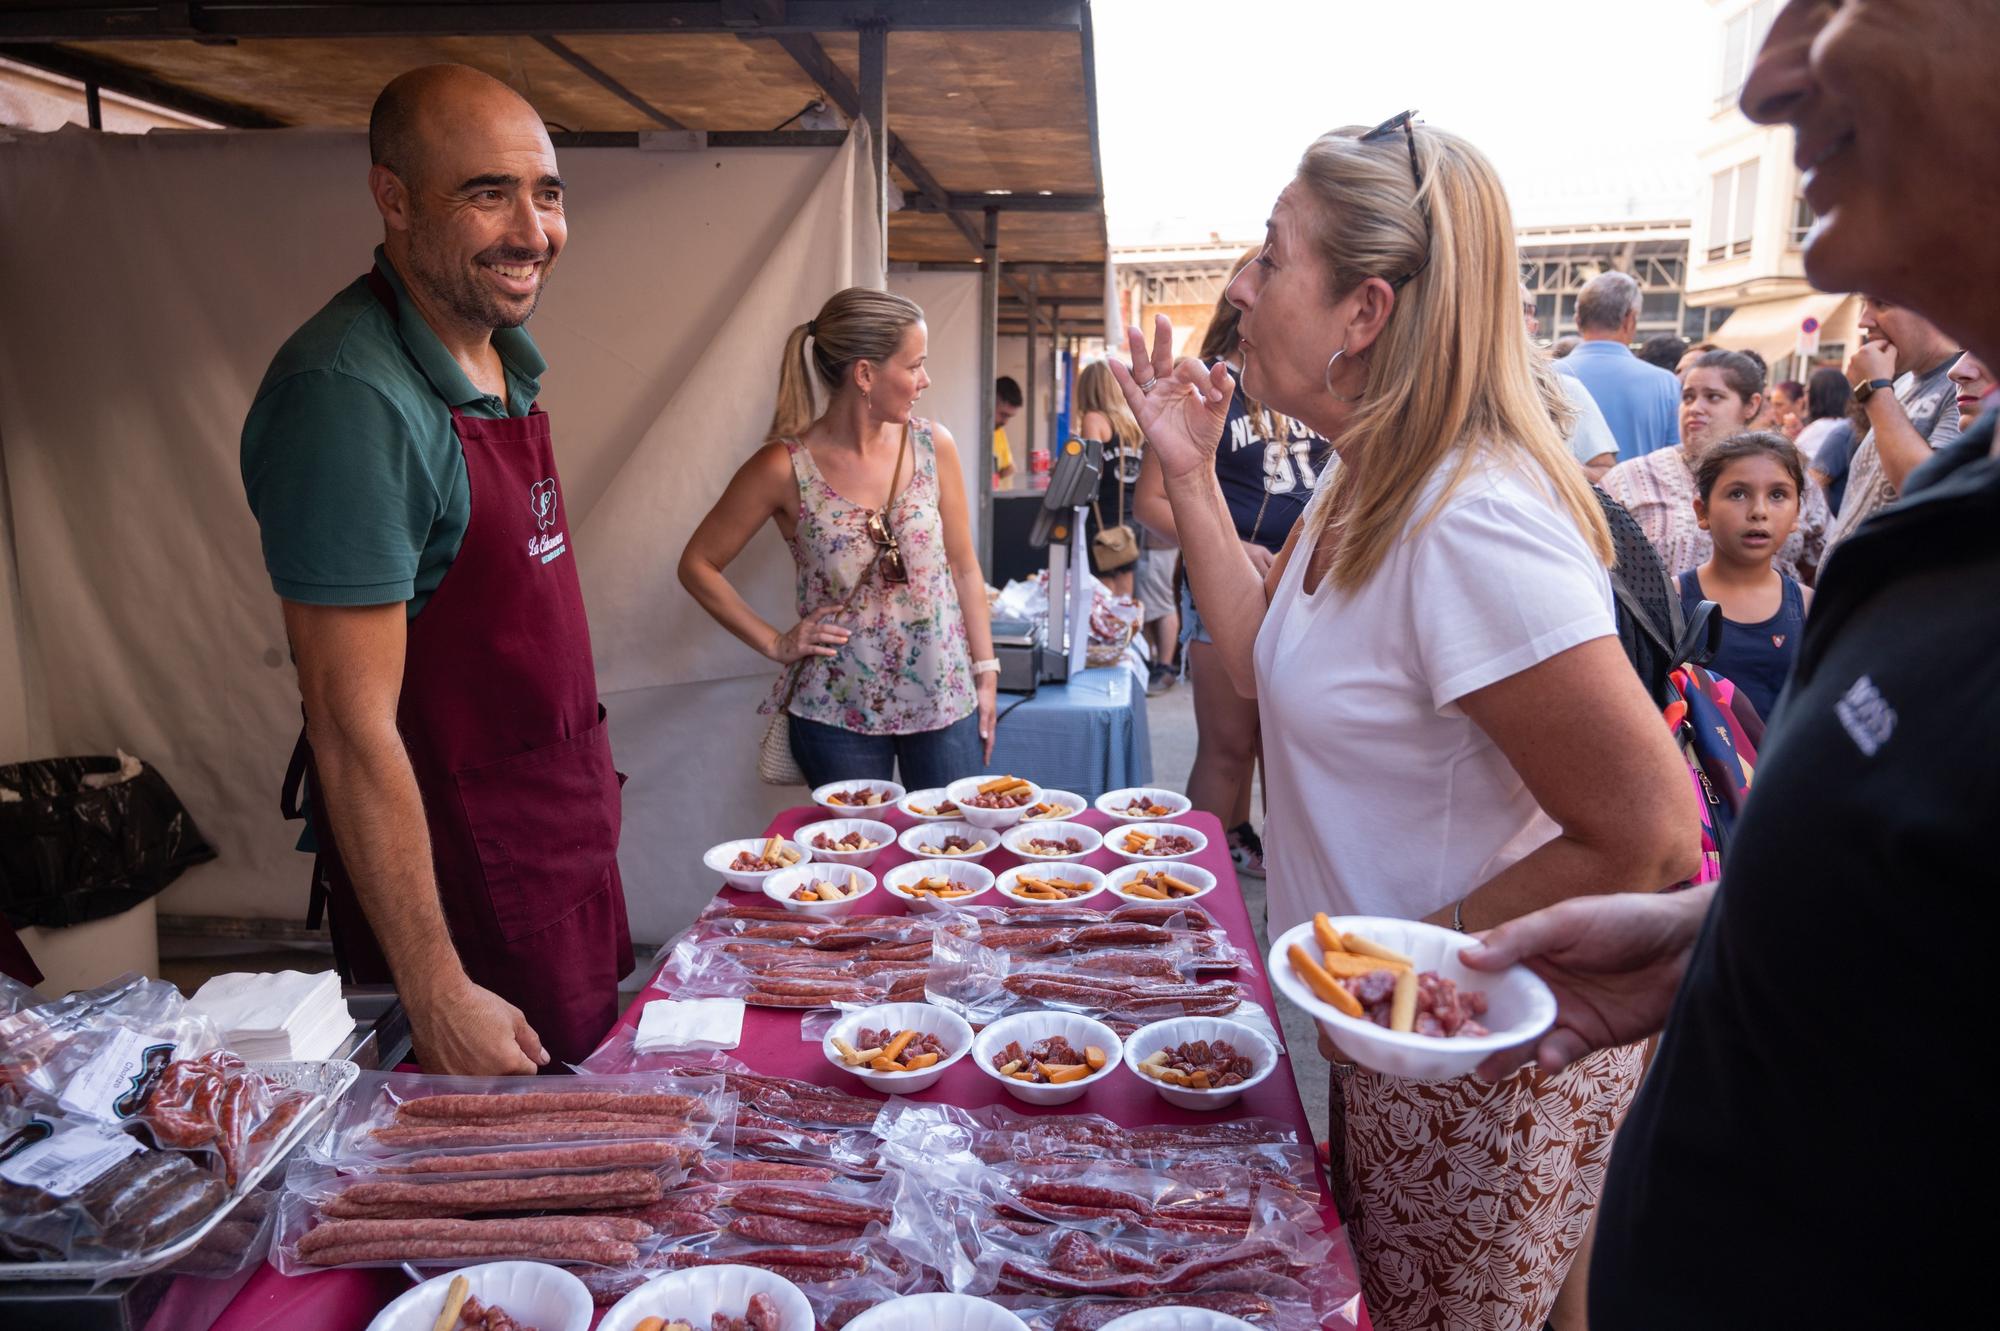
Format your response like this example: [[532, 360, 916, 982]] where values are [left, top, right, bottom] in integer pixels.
[[193, 807, 1360, 1331], [988, 666, 1152, 801]]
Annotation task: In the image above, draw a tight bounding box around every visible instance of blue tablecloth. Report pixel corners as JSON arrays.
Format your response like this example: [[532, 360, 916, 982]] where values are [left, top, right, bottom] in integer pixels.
[[986, 664, 1152, 800]]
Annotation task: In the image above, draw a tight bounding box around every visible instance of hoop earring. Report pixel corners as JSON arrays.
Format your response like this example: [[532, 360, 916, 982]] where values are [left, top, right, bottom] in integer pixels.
[[1324, 347, 1365, 404]]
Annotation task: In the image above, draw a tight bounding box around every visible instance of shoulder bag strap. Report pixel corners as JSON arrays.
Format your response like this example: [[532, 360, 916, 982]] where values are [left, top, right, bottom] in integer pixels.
[[776, 427, 907, 707]]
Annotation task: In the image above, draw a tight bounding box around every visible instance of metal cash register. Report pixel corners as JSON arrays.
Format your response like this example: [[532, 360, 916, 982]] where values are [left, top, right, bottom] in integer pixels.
[[1023, 436, 1105, 686]]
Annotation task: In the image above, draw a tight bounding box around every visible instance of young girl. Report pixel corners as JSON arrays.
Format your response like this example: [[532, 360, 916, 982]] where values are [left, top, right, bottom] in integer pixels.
[[1678, 432, 1814, 721]]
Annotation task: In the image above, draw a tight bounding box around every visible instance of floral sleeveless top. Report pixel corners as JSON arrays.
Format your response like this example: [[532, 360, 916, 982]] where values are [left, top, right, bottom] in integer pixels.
[[770, 421, 976, 735]]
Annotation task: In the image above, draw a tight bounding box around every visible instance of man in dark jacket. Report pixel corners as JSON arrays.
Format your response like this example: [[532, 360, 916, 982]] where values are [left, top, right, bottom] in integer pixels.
[[1464, 2, 2000, 1326]]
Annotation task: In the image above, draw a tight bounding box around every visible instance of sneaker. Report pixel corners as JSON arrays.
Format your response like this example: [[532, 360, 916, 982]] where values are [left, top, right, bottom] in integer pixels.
[[1146, 661, 1178, 696], [1228, 822, 1265, 878]]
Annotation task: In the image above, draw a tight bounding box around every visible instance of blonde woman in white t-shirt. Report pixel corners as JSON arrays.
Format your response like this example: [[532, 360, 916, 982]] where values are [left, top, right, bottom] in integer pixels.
[[1111, 116, 1698, 1331]]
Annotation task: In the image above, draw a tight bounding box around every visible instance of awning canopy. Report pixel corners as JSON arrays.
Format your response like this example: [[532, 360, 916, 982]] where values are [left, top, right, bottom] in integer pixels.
[[1709, 291, 1855, 365], [0, 2, 1109, 333]]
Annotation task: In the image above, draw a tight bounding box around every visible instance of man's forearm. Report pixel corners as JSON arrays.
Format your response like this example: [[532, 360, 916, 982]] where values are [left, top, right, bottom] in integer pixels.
[[308, 718, 465, 1000], [1866, 394, 1934, 491]]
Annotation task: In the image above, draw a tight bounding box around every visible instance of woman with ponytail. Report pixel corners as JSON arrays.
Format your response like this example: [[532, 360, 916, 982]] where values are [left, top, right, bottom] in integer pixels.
[[1113, 117, 1698, 1329], [679, 287, 997, 787]]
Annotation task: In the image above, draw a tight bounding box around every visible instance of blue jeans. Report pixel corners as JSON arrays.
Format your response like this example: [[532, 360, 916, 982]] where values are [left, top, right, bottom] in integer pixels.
[[787, 711, 982, 790]]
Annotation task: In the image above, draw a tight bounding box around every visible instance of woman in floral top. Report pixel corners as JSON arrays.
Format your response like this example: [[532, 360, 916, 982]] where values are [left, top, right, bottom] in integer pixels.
[[679, 287, 997, 787]]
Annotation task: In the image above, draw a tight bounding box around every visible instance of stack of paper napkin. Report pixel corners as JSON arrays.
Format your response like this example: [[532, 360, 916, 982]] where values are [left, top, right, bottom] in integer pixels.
[[187, 969, 355, 1062]]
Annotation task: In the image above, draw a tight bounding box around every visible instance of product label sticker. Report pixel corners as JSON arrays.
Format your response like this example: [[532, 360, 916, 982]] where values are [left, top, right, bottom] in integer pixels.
[[0, 1120, 143, 1196], [58, 1027, 177, 1122]]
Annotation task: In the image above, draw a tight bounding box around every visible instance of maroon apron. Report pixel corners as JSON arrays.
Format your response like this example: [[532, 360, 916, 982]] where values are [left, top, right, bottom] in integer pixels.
[[285, 269, 631, 1065]]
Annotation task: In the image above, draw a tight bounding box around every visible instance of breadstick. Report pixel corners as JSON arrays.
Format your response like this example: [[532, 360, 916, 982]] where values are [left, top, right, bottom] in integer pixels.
[[431, 1275, 469, 1331], [1390, 968, 1418, 1033], [1320, 950, 1411, 978], [1342, 932, 1414, 967], [881, 1029, 917, 1062], [1313, 912, 1344, 953]]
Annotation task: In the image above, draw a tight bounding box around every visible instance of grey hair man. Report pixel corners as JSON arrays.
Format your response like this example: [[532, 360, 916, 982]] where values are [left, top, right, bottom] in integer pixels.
[[1555, 271, 1682, 462]]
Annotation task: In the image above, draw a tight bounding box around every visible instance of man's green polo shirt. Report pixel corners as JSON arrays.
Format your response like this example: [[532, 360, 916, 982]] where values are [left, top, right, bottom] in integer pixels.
[[240, 248, 547, 617]]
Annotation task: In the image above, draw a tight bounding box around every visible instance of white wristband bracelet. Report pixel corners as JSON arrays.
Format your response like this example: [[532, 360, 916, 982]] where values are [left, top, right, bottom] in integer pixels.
[[971, 658, 1002, 676]]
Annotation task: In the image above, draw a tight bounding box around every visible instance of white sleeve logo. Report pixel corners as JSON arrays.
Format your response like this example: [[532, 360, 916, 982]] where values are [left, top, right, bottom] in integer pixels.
[[1834, 675, 1896, 757]]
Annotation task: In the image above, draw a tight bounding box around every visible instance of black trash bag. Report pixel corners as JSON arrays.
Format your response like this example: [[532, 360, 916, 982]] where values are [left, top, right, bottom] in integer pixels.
[[0, 754, 217, 929]]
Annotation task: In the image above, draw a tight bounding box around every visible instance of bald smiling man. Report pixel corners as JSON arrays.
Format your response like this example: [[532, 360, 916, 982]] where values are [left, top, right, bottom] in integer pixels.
[[241, 66, 631, 1074]]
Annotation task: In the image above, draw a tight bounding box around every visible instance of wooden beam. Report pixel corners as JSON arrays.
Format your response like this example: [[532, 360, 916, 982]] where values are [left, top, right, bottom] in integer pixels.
[[0, 40, 280, 125], [0, 2, 1088, 41], [904, 192, 1101, 213], [760, 29, 1055, 335], [533, 34, 686, 130]]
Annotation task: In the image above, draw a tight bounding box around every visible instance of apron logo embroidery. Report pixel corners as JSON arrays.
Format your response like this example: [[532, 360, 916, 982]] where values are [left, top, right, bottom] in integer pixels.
[[530, 477, 560, 530], [1771, 633, 1786, 648]]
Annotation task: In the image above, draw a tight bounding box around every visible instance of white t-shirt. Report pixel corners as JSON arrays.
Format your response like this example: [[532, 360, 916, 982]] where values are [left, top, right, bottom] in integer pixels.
[[1557, 373, 1619, 467], [1253, 451, 1615, 934]]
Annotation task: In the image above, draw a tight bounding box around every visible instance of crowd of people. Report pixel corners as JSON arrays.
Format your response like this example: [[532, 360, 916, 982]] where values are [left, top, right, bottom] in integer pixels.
[[228, 0, 1988, 1326]]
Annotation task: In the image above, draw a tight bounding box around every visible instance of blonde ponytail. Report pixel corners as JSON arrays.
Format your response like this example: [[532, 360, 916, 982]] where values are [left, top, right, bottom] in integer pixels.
[[765, 287, 926, 443], [768, 322, 819, 441]]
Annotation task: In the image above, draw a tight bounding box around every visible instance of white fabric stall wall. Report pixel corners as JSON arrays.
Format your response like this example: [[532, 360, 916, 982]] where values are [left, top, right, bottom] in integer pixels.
[[885, 270, 982, 551], [0, 124, 882, 955]]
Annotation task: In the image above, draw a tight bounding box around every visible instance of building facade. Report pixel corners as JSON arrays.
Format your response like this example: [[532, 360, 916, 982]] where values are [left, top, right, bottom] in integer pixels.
[[1686, 0, 1858, 379]]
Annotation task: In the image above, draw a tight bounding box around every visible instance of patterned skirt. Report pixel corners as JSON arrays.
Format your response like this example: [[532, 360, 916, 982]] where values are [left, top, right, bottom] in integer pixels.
[[1327, 1044, 1642, 1331]]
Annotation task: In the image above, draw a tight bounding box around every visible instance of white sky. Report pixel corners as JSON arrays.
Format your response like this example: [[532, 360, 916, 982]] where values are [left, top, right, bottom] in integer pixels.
[[1092, 0, 1719, 246]]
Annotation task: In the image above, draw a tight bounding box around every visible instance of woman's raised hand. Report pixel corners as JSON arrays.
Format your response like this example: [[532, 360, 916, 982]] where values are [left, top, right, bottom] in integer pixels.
[[1108, 314, 1235, 481], [768, 606, 850, 664]]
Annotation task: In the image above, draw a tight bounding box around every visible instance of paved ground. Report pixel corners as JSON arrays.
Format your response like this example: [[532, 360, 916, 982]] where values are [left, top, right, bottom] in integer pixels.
[[1144, 672, 1332, 1140]]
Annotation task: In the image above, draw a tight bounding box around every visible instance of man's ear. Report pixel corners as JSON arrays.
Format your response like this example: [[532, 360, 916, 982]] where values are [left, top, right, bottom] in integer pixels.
[[370, 163, 414, 232]]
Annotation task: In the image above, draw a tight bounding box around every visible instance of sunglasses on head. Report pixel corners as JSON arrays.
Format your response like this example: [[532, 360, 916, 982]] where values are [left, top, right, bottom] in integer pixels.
[[1360, 109, 1433, 289], [866, 509, 908, 584]]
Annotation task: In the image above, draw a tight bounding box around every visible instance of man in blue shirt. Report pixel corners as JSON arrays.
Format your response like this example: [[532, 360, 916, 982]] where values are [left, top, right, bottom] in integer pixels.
[[1556, 271, 1681, 461]]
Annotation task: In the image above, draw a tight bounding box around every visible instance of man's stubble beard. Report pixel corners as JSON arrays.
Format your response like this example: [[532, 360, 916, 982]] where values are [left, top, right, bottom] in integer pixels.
[[406, 212, 545, 332]]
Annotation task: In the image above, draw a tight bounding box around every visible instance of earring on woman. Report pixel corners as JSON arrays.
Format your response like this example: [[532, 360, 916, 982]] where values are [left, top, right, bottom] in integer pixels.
[[1324, 346, 1366, 404]]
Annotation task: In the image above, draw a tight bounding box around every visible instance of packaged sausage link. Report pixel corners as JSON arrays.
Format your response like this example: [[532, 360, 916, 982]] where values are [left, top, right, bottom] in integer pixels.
[[0, 1102, 227, 1265], [312, 1069, 736, 1168]]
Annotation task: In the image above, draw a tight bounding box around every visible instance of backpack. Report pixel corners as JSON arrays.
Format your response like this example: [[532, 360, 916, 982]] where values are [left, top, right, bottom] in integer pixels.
[[1594, 489, 1760, 881]]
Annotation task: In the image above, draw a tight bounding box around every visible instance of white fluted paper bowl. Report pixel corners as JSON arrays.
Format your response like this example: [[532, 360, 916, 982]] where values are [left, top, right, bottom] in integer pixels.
[[944, 776, 1045, 830], [1000, 820, 1104, 861], [793, 817, 897, 870], [896, 820, 1000, 864], [881, 858, 996, 914], [1267, 916, 1556, 1082], [1122, 1015, 1279, 1112], [761, 863, 878, 917], [1102, 821, 1207, 864], [822, 1000, 974, 1094], [704, 837, 811, 892], [599, 1263, 814, 1331], [368, 1262, 591, 1331], [993, 861, 1107, 908], [810, 778, 906, 816], [843, 1292, 1033, 1331], [1096, 1308, 1260, 1331], [1094, 786, 1194, 822], [897, 787, 963, 821], [971, 1010, 1123, 1106], [1103, 860, 1219, 906], [1019, 788, 1089, 823]]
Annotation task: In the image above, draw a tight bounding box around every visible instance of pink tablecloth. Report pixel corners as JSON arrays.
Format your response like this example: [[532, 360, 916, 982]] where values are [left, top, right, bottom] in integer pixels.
[[201, 806, 1360, 1330]]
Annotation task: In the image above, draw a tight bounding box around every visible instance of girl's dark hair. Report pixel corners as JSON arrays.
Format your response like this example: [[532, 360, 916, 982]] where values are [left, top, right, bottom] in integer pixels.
[[1690, 348, 1765, 403], [1695, 430, 1805, 501], [1806, 365, 1852, 422]]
